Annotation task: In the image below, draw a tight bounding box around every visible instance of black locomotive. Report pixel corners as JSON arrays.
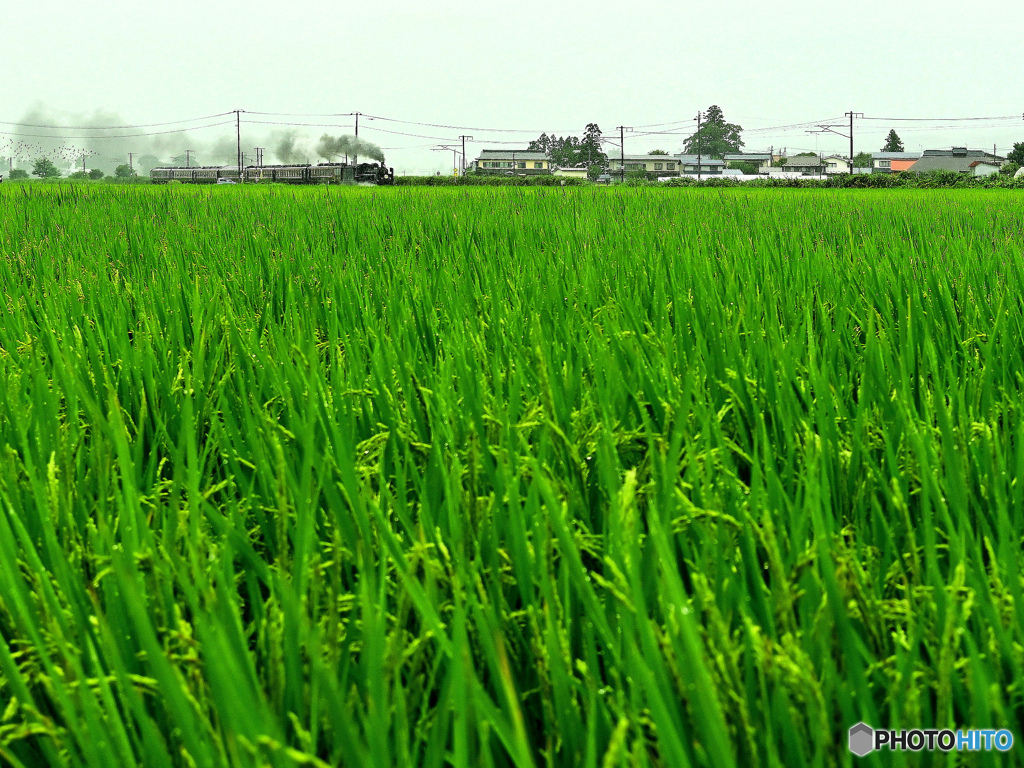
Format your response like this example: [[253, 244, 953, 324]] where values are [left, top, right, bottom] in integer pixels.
[[150, 161, 394, 185]]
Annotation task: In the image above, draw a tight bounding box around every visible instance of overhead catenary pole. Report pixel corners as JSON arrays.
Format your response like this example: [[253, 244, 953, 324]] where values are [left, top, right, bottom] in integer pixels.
[[848, 111, 854, 174], [696, 111, 703, 182], [236, 109, 243, 182], [354, 112, 361, 165], [185, 150, 194, 168], [458, 135, 473, 175], [615, 126, 632, 183]]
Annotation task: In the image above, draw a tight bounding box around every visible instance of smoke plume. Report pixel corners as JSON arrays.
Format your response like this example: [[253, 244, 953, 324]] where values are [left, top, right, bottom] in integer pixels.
[[317, 133, 385, 164], [0, 103, 385, 175], [273, 131, 312, 164]]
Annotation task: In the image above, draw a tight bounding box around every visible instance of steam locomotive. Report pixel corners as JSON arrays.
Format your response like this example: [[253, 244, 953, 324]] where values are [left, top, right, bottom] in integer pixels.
[[149, 161, 394, 185]]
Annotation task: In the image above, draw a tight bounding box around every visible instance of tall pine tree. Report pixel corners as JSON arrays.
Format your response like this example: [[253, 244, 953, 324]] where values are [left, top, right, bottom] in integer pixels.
[[882, 129, 905, 152]]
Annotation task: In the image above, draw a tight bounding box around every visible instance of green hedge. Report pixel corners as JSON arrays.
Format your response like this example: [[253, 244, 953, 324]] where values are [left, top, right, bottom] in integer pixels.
[[394, 174, 588, 187], [659, 171, 1024, 189]]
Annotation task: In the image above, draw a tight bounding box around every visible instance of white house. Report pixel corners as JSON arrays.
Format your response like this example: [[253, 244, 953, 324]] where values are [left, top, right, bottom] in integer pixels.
[[969, 160, 1001, 177]]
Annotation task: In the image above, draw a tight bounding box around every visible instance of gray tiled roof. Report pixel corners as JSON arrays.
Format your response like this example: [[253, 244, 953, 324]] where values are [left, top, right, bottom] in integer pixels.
[[908, 149, 1003, 173], [723, 153, 772, 161], [610, 155, 681, 162], [873, 152, 921, 159]]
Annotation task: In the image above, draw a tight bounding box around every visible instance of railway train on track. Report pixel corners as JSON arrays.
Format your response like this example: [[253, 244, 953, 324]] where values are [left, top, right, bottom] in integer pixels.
[[150, 161, 395, 185]]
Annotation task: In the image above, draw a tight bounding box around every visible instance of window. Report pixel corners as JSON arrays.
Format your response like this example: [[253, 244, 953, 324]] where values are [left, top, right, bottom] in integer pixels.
[[666, 162, 674, 170], [517, 162, 526, 169], [878, 160, 891, 168], [534, 162, 543, 169], [654, 162, 663, 171]]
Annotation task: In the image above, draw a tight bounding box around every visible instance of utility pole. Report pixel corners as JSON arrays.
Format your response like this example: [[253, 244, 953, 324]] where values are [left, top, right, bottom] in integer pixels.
[[185, 149, 194, 168], [616, 126, 633, 183], [235, 109, 243, 183], [696, 110, 703, 181], [354, 112, 361, 165], [255, 147, 265, 167], [458, 135, 473, 175], [845, 111, 863, 174], [128, 152, 134, 173]]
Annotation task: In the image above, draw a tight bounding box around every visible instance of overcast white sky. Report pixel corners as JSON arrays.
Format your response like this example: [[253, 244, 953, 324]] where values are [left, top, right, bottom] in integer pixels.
[[2, 0, 1022, 173]]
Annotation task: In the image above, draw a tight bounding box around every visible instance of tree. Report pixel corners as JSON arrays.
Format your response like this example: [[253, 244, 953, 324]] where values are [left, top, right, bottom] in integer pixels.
[[999, 162, 1020, 176], [528, 123, 608, 175], [1007, 142, 1024, 166], [682, 105, 743, 159], [9, 169, 28, 180], [89, 168, 105, 180], [69, 170, 89, 180], [882, 130, 904, 153], [32, 158, 61, 178], [728, 161, 758, 175], [114, 164, 137, 179], [648, 149, 668, 155], [580, 123, 608, 177], [852, 152, 873, 168]]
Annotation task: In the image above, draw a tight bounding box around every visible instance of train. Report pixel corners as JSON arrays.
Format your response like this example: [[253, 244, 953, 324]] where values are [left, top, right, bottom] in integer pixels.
[[149, 161, 395, 185]]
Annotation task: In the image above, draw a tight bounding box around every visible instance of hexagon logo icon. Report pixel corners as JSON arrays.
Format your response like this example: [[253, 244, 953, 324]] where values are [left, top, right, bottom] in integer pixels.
[[849, 723, 874, 757]]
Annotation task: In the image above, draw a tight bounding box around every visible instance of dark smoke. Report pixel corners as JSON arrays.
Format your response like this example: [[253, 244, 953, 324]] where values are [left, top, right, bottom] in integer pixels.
[[317, 133, 385, 163], [273, 131, 312, 164]]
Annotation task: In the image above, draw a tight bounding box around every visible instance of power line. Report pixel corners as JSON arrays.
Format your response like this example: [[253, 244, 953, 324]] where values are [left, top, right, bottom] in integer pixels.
[[0, 121, 236, 140], [861, 115, 1021, 122], [0, 112, 235, 130]]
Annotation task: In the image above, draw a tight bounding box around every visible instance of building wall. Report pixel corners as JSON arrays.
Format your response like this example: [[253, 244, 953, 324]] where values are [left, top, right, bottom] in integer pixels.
[[608, 158, 679, 172], [972, 164, 1000, 177], [478, 158, 549, 170]]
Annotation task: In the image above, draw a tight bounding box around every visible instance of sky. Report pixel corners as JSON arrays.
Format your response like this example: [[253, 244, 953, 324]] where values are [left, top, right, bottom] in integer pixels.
[[1, 0, 1022, 174]]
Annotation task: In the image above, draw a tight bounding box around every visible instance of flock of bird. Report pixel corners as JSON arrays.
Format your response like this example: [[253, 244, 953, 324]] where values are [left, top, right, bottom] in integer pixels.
[[0, 137, 99, 170]]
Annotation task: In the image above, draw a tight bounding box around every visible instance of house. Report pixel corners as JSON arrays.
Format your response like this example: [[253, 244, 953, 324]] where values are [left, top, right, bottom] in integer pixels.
[[825, 155, 850, 174], [607, 155, 682, 176], [723, 153, 772, 171], [969, 160, 1001, 177], [770, 155, 826, 176], [907, 147, 1005, 174], [872, 151, 921, 172], [824, 156, 875, 175], [473, 150, 550, 175], [675, 155, 726, 175]]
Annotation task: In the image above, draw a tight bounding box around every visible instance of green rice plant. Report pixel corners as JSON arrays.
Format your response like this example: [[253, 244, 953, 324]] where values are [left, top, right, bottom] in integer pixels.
[[0, 183, 1022, 767]]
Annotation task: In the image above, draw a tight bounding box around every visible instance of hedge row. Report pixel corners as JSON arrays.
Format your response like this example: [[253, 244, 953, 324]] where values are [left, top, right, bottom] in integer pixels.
[[394, 175, 589, 187], [643, 171, 1024, 189], [395, 170, 1023, 190]]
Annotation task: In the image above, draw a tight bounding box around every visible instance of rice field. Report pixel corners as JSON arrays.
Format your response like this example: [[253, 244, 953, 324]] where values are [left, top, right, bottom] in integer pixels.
[[0, 184, 1022, 768]]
